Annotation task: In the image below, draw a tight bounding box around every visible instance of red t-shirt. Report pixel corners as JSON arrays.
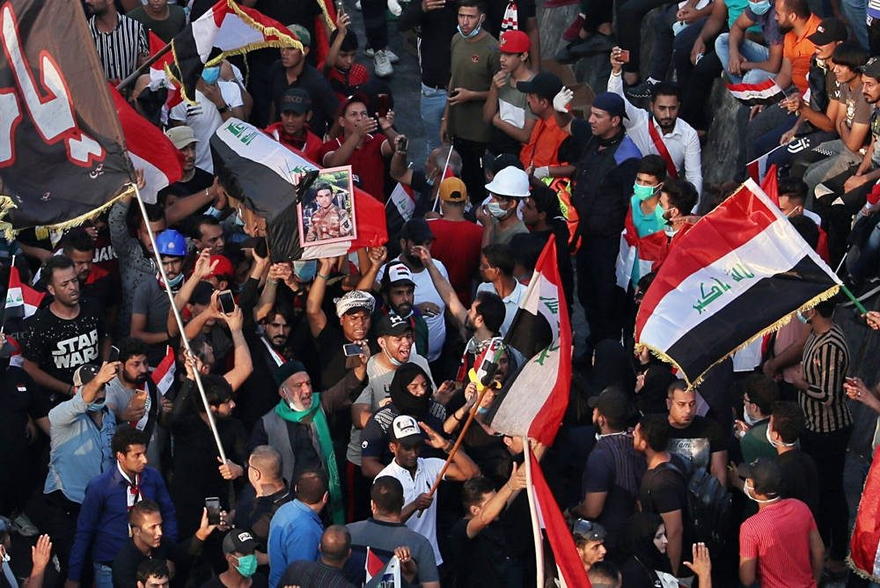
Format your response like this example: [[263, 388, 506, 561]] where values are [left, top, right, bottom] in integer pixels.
[[427, 218, 483, 306], [739, 498, 818, 588], [264, 123, 324, 163], [317, 134, 387, 201]]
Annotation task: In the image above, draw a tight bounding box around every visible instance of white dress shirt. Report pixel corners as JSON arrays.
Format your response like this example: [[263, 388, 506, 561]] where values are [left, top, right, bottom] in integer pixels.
[[607, 72, 703, 202]]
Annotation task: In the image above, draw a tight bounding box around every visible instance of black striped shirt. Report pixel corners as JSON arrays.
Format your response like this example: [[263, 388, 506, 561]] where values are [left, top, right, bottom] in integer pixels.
[[799, 323, 852, 433], [88, 14, 148, 82]]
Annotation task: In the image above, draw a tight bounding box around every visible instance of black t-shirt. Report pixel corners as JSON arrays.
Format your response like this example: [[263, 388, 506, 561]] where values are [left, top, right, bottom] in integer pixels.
[[280, 561, 355, 588], [112, 541, 169, 588], [581, 433, 645, 547], [666, 416, 727, 473], [22, 301, 104, 387], [448, 518, 514, 587], [638, 454, 689, 517], [268, 62, 339, 135], [777, 449, 820, 519], [160, 167, 214, 232]]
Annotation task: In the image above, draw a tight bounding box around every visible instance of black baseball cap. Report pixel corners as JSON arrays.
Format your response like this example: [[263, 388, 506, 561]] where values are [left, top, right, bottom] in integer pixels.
[[376, 313, 412, 337], [516, 72, 563, 101], [592, 91, 627, 119], [222, 529, 256, 555], [862, 56, 880, 79], [807, 18, 848, 46], [279, 88, 312, 114]]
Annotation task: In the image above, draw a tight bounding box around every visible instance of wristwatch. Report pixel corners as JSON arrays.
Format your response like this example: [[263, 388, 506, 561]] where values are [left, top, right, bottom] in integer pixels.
[[217, 104, 230, 114]]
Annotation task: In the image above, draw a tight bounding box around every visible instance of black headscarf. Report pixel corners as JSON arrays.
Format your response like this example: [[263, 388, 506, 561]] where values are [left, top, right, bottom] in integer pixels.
[[389, 362, 431, 419], [623, 512, 671, 574], [587, 339, 636, 396]]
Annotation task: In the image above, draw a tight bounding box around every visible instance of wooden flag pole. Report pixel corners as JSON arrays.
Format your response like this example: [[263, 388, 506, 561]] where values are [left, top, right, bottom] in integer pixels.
[[425, 384, 492, 497], [522, 438, 545, 588], [116, 40, 174, 92], [131, 184, 228, 463]]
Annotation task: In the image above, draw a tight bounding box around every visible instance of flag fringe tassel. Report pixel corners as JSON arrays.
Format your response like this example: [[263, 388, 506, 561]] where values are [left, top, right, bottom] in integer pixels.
[[847, 555, 880, 583], [0, 183, 135, 241], [166, 0, 303, 103], [636, 284, 840, 389]]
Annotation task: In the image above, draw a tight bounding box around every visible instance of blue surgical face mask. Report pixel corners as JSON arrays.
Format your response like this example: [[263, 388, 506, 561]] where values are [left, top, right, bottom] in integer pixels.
[[87, 400, 105, 413], [749, 0, 771, 15], [633, 183, 659, 201], [235, 554, 258, 577], [167, 272, 184, 289], [201, 66, 221, 84], [653, 203, 667, 225], [293, 260, 317, 283], [796, 310, 810, 324], [458, 17, 484, 39]]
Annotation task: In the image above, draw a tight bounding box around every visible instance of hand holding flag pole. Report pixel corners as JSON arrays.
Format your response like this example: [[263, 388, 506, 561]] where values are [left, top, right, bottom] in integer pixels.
[[130, 183, 228, 463]]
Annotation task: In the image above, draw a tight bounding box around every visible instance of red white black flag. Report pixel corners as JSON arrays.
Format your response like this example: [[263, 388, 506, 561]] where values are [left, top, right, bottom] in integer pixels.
[[635, 179, 840, 386], [850, 444, 880, 581], [726, 78, 786, 106], [0, 0, 132, 233], [615, 207, 668, 290], [484, 236, 588, 588], [167, 0, 301, 102], [109, 86, 182, 204]]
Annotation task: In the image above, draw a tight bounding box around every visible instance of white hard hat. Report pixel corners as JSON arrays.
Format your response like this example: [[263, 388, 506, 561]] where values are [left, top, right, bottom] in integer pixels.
[[485, 166, 531, 198]]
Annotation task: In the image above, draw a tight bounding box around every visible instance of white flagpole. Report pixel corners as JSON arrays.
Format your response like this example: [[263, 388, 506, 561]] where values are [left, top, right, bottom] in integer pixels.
[[522, 437, 544, 588], [433, 144, 455, 213], [131, 183, 228, 463], [1, 254, 14, 335]]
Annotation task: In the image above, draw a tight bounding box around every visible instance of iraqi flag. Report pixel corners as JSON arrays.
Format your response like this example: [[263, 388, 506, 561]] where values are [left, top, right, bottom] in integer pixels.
[[109, 86, 183, 204], [151, 345, 177, 396], [148, 31, 174, 90], [4, 264, 44, 323], [167, 0, 301, 102], [386, 182, 416, 237], [635, 179, 841, 387], [487, 234, 571, 447], [615, 208, 668, 290], [364, 548, 402, 587], [727, 78, 786, 106], [849, 444, 880, 581], [210, 118, 387, 262]]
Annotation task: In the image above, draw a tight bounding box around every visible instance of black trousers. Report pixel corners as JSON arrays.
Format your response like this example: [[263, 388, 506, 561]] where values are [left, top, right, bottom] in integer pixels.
[[616, 0, 672, 73], [800, 425, 852, 561], [453, 138, 487, 206], [362, 0, 389, 51], [576, 233, 624, 345]]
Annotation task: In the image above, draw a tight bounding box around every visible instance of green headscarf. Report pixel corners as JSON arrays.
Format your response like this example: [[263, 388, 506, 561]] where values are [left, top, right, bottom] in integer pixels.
[[275, 395, 344, 524]]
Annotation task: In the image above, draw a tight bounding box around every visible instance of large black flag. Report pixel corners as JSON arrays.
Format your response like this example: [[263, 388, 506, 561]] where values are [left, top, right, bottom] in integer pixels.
[[0, 0, 132, 233]]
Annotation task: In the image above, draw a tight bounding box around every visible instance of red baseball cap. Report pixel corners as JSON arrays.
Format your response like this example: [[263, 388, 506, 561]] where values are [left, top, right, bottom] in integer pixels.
[[499, 30, 530, 54], [207, 255, 234, 279]]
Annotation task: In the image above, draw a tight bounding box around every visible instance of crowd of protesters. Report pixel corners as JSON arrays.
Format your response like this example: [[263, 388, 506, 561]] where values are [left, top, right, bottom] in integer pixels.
[[5, 0, 880, 585]]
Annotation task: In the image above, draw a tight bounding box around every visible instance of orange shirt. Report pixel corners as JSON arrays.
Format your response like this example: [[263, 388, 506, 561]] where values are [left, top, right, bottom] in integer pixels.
[[520, 114, 570, 169], [783, 14, 821, 93]]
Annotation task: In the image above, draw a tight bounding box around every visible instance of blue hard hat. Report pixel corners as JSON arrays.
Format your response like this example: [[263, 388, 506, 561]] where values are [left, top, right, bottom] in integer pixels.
[[156, 229, 187, 257]]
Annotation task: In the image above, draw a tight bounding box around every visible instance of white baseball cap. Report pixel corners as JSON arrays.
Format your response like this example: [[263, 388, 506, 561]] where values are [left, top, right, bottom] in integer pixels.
[[391, 415, 423, 445], [485, 166, 530, 198]]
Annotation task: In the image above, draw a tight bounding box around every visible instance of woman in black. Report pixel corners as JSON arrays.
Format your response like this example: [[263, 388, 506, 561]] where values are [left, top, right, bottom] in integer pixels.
[[620, 512, 676, 588]]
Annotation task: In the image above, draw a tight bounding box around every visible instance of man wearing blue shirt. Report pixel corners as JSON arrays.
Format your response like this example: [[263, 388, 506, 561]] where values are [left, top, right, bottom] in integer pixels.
[[68, 428, 178, 588], [42, 361, 118, 579], [267, 470, 328, 588]]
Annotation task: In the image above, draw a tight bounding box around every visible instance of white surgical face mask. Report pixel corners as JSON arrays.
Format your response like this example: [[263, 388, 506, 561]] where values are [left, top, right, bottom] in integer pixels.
[[743, 405, 759, 427], [765, 425, 796, 448], [744, 481, 780, 504]]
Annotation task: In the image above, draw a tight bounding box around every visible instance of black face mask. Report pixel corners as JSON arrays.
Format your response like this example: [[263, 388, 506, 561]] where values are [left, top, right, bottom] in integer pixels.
[[389, 363, 431, 418]]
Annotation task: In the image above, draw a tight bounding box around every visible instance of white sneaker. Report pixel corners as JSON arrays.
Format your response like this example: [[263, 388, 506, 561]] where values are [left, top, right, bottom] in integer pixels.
[[366, 47, 399, 63], [387, 0, 403, 16], [374, 50, 393, 77], [12, 513, 39, 537], [355, 0, 362, 8]]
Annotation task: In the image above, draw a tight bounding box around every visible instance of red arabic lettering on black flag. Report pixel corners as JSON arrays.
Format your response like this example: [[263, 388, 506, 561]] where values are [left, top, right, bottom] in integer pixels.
[[0, 0, 132, 233]]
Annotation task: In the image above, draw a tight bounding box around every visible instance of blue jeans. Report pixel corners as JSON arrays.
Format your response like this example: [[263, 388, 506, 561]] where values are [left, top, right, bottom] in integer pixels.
[[420, 83, 447, 154], [841, 0, 869, 49], [94, 562, 113, 588], [715, 34, 774, 84]]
